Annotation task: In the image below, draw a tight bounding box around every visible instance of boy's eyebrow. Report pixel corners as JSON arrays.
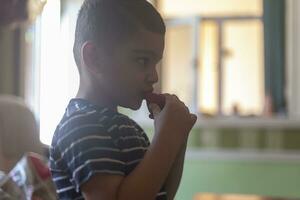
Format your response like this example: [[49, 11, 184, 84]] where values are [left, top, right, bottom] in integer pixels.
[[132, 49, 162, 60]]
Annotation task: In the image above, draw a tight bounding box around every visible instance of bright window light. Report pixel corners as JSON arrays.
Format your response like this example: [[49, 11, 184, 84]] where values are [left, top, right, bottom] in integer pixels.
[[39, 0, 79, 145]]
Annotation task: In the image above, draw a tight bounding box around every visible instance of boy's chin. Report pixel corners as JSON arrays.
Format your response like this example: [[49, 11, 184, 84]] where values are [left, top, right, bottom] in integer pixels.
[[128, 100, 143, 110], [119, 101, 142, 111], [129, 102, 142, 110]]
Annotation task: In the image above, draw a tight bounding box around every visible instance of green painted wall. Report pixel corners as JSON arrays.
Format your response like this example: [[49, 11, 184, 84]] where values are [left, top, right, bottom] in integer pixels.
[[144, 126, 300, 150], [141, 125, 300, 200], [176, 159, 300, 200]]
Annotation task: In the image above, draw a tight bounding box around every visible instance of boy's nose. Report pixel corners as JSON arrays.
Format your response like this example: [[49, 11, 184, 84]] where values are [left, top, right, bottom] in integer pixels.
[[147, 68, 159, 84]]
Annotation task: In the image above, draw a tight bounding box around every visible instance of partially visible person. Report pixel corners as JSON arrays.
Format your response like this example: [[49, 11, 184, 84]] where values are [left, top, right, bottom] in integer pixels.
[[49, 0, 197, 199]]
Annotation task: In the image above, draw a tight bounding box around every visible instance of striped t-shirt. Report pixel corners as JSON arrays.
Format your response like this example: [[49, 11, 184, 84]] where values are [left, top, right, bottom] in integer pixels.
[[49, 98, 167, 200]]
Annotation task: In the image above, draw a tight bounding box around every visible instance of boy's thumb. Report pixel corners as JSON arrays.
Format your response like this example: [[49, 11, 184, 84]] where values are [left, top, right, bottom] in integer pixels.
[[149, 103, 161, 116], [190, 114, 197, 124]]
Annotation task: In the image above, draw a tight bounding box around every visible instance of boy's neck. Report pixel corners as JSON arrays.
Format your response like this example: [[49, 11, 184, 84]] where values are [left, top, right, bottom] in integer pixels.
[[76, 84, 118, 112]]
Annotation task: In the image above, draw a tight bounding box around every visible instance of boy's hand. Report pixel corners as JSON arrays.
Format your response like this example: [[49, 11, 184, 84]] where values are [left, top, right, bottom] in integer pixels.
[[149, 94, 197, 141]]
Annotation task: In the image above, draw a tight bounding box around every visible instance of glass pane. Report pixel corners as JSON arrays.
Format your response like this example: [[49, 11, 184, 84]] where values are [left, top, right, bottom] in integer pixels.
[[159, 0, 262, 18], [39, 0, 80, 145], [198, 21, 218, 115], [162, 25, 194, 107], [39, 0, 62, 145], [222, 20, 264, 115]]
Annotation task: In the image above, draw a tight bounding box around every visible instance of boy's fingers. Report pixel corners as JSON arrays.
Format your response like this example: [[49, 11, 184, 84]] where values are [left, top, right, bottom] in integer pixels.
[[149, 103, 161, 117]]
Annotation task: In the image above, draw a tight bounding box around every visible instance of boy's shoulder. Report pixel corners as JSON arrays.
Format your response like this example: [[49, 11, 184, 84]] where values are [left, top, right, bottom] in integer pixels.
[[57, 98, 132, 129], [52, 98, 146, 146]]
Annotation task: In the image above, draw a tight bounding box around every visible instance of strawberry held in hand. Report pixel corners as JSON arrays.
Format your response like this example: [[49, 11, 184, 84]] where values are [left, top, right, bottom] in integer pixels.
[[144, 93, 166, 119], [144, 93, 165, 109]]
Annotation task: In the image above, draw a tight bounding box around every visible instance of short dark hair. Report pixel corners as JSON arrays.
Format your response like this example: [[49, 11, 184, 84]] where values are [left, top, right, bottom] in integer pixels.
[[73, 0, 166, 67]]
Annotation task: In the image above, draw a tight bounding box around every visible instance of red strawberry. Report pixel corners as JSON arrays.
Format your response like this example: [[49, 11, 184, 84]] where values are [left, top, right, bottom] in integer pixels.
[[144, 93, 165, 118], [144, 93, 165, 109]]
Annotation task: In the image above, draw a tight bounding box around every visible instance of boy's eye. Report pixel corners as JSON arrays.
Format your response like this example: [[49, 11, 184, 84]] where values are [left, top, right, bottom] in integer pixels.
[[137, 57, 150, 66]]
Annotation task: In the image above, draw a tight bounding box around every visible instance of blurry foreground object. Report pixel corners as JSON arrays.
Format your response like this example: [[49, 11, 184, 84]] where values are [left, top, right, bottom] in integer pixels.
[[0, 95, 44, 173], [0, 0, 46, 28], [0, 152, 57, 200]]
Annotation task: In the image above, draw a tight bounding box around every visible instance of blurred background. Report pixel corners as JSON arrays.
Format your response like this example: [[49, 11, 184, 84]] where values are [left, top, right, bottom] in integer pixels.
[[0, 0, 300, 199]]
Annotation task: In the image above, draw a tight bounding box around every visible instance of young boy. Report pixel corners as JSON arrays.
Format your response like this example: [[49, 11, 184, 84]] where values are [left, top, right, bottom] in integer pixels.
[[49, 0, 197, 199]]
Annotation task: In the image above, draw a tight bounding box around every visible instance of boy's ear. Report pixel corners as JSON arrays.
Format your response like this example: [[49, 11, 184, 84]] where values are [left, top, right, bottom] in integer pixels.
[[81, 41, 104, 74]]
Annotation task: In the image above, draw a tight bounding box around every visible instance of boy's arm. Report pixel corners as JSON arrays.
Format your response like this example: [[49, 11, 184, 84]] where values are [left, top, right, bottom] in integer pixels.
[[81, 132, 186, 200], [82, 127, 187, 200], [165, 139, 188, 200], [81, 95, 197, 200]]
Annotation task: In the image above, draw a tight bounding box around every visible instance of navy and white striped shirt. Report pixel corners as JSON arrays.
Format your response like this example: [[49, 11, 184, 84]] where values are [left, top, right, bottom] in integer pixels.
[[50, 98, 167, 200]]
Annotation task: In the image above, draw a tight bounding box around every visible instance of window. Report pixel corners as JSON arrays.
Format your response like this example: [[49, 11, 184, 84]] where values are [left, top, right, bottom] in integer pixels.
[[158, 0, 265, 116], [158, 0, 262, 17], [29, 0, 81, 145]]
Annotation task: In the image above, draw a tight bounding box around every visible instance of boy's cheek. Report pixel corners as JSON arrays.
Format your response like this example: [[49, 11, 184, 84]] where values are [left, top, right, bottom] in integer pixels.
[[136, 74, 146, 81]]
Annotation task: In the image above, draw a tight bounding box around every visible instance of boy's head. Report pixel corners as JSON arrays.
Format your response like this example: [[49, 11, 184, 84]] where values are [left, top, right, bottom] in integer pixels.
[[74, 0, 166, 110], [73, 0, 165, 67]]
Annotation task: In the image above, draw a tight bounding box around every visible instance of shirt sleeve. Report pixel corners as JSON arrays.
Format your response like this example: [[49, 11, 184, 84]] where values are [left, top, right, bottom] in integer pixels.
[[56, 116, 127, 192]]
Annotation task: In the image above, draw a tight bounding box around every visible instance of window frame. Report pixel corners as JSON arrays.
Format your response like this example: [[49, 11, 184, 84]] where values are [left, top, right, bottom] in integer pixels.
[[162, 15, 264, 116]]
